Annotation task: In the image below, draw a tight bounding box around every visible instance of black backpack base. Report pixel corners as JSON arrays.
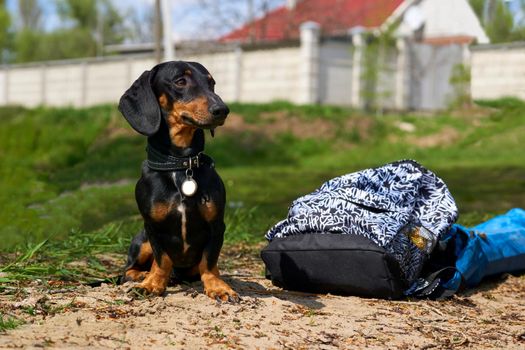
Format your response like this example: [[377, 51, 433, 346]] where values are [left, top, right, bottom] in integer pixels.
[[261, 233, 409, 299]]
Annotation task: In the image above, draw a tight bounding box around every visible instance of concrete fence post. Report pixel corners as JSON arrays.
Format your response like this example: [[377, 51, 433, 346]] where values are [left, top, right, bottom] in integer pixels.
[[41, 64, 47, 105], [81, 62, 88, 107], [299, 21, 320, 104], [461, 43, 471, 66], [234, 46, 243, 102], [351, 33, 364, 108], [395, 37, 409, 110], [126, 57, 133, 87], [5, 68, 9, 105], [0, 68, 7, 105]]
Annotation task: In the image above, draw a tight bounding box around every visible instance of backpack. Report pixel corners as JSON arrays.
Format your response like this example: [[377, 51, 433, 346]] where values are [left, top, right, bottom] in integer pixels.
[[261, 160, 458, 299]]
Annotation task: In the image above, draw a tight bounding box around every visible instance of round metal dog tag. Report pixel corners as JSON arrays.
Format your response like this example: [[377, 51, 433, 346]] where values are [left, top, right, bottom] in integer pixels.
[[181, 178, 198, 196]]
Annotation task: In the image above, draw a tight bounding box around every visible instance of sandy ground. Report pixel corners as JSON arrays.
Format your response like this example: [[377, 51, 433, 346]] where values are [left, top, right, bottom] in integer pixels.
[[0, 245, 524, 350]]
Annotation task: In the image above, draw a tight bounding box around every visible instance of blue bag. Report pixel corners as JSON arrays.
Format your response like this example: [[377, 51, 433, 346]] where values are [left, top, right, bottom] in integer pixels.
[[411, 208, 525, 297]]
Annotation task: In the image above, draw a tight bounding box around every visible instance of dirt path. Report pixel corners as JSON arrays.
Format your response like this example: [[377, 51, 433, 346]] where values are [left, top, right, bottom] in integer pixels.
[[1, 245, 524, 349]]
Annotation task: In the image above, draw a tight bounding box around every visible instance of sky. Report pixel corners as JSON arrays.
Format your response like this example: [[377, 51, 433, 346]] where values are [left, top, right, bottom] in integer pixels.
[[5, 0, 285, 41], [508, 0, 525, 23], [5, 0, 525, 41]]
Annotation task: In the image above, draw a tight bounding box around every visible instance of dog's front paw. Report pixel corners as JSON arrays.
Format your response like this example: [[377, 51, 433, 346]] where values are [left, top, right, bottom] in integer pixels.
[[124, 269, 149, 282], [136, 275, 168, 296], [204, 278, 240, 303]]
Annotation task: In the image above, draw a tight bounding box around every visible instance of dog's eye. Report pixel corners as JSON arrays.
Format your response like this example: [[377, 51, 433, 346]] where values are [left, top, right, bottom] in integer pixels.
[[175, 78, 187, 87]]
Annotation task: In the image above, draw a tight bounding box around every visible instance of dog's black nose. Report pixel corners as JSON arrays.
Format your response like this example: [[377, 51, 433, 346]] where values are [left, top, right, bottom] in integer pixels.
[[209, 103, 229, 119]]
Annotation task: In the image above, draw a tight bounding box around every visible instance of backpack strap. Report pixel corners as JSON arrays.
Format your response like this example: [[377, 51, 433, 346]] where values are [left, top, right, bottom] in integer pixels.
[[405, 267, 459, 299]]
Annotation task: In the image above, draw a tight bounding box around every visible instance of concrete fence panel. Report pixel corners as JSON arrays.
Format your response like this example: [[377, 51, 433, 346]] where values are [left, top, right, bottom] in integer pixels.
[[471, 44, 525, 100], [85, 61, 130, 106], [45, 64, 84, 107], [8, 66, 44, 107], [239, 47, 301, 103], [0, 32, 471, 111], [128, 58, 157, 86]]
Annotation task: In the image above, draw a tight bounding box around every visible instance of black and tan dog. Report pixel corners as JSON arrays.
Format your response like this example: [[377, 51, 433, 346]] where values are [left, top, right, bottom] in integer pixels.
[[118, 61, 238, 302]]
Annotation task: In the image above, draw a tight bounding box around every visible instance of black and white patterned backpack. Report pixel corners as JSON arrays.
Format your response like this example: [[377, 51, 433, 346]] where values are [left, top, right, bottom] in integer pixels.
[[261, 160, 458, 299]]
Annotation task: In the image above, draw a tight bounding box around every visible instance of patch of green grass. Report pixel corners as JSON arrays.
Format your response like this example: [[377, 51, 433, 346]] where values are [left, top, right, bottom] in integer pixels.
[[0, 314, 24, 332], [1, 108, 147, 247], [474, 97, 525, 110], [0, 99, 524, 285], [228, 100, 354, 123], [0, 223, 132, 283], [210, 133, 331, 167]]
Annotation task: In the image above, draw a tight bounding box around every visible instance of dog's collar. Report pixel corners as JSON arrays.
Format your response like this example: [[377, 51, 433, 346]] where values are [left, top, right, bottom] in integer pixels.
[[146, 144, 212, 171]]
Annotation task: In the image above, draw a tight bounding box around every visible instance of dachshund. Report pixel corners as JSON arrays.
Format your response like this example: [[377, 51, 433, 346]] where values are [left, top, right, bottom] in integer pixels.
[[118, 61, 238, 302]]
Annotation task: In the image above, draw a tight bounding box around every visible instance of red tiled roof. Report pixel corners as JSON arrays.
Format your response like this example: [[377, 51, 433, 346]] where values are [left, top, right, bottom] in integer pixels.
[[422, 35, 475, 46], [220, 0, 405, 43]]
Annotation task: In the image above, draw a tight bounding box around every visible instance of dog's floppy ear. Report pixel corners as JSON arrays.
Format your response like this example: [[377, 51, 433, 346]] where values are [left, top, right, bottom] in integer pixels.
[[118, 69, 161, 136]]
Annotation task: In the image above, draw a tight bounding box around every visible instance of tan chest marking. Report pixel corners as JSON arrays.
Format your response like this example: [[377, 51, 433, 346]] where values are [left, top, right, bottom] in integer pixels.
[[150, 202, 174, 222], [150, 201, 191, 254], [167, 120, 196, 148], [177, 203, 191, 254], [199, 200, 218, 222]]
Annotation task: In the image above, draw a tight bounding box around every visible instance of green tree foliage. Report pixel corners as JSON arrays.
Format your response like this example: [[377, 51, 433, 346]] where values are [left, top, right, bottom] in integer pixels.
[[14, 28, 97, 62], [509, 0, 525, 40], [449, 63, 472, 108], [12, 0, 125, 63], [360, 30, 396, 115], [19, 0, 42, 30], [57, 0, 98, 28], [469, 0, 484, 19], [0, 0, 10, 52], [56, 0, 127, 47], [486, 0, 515, 41], [470, 0, 525, 42]]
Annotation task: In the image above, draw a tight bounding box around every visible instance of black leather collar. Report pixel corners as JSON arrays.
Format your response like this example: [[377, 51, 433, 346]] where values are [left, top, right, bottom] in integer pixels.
[[146, 143, 212, 171]]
